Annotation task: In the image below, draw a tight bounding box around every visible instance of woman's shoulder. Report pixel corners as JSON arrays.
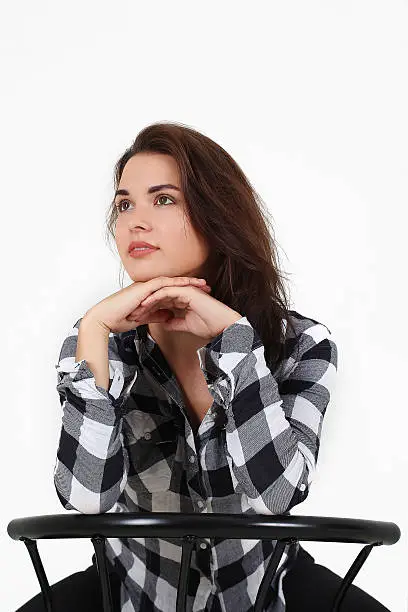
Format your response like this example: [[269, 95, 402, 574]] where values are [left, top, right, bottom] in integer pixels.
[[270, 309, 337, 380], [285, 308, 334, 338]]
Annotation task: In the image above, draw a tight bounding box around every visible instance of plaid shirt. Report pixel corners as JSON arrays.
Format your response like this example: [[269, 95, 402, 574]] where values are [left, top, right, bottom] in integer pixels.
[[54, 309, 338, 612]]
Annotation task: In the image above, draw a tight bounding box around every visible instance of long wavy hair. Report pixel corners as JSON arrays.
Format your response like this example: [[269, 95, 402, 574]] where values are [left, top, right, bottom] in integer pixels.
[[105, 121, 296, 371]]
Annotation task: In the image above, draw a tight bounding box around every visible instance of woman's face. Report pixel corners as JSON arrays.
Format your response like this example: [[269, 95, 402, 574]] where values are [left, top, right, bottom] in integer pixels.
[[115, 152, 210, 283]]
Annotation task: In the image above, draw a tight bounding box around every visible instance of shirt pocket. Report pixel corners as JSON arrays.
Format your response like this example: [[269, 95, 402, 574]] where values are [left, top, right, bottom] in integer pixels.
[[123, 410, 179, 494]]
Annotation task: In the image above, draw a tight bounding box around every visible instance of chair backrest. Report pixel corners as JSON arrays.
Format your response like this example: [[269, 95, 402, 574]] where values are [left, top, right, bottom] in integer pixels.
[[7, 512, 401, 612]]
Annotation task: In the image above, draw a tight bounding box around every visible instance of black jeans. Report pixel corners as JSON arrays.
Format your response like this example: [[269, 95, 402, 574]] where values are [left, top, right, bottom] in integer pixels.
[[15, 555, 121, 612], [282, 545, 391, 611], [15, 546, 391, 611]]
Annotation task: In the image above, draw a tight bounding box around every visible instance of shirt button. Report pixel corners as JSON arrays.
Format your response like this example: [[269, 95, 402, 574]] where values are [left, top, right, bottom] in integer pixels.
[[144, 432, 151, 440], [299, 483, 306, 491], [189, 455, 195, 463], [197, 500, 204, 508], [200, 542, 207, 549]]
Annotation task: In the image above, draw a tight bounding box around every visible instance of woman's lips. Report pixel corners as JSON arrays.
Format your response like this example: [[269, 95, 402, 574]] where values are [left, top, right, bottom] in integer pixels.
[[129, 247, 159, 258]]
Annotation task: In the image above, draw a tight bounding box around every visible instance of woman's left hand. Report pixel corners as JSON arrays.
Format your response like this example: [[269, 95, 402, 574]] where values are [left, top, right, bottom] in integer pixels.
[[127, 282, 243, 342]]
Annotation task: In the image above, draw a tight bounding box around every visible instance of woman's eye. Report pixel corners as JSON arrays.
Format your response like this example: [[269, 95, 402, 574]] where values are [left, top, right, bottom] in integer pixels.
[[156, 194, 174, 207], [115, 195, 174, 213], [115, 199, 131, 213]]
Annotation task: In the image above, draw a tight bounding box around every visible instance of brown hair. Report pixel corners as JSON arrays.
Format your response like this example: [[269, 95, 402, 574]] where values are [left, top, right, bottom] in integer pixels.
[[105, 121, 296, 370]]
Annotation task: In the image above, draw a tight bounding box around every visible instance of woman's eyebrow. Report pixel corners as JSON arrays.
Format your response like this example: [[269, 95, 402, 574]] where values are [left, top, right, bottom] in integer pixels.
[[114, 184, 181, 198]]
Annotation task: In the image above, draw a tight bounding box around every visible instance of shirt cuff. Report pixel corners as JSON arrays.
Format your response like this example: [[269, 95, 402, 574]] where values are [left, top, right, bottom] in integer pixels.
[[197, 316, 258, 404], [55, 357, 125, 405]]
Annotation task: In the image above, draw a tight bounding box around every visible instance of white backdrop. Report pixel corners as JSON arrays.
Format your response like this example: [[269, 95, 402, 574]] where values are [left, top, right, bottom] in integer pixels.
[[1, 1, 407, 611]]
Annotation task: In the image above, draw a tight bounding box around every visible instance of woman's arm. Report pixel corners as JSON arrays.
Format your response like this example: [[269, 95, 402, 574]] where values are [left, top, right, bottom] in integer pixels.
[[75, 314, 111, 390], [53, 316, 138, 514], [199, 316, 338, 515]]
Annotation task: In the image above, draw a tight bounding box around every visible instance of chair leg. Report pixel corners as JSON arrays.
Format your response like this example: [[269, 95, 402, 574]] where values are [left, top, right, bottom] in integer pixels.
[[331, 542, 381, 611], [254, 539, 292, 612], [176, 535, 196, 612], [22, 538, 54, 612], [91, 536, 114, 612]]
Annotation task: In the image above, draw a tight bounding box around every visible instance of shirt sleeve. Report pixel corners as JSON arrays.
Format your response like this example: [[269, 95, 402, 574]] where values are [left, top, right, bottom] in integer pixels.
[[53, 317, 139, 514], [197, 315, 338, 515]]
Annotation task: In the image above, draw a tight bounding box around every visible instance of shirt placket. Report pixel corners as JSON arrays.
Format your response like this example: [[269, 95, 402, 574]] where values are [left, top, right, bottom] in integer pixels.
[[139, 348, 215, 552]]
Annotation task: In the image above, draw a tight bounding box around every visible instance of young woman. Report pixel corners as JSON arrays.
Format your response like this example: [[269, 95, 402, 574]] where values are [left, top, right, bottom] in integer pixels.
[[17, 122, 390, 611]]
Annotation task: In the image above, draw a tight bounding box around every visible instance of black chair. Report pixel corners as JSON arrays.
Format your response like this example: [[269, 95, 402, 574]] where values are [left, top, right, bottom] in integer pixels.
[[7, 512, 400, 612]]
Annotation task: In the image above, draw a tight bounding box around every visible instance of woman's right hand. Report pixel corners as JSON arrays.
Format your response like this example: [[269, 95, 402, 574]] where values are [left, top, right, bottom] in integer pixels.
[[84, 276, 211, 334]]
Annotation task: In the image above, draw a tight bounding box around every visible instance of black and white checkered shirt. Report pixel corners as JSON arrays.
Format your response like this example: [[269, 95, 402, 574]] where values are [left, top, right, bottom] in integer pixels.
[[54, 309, 338, 611]]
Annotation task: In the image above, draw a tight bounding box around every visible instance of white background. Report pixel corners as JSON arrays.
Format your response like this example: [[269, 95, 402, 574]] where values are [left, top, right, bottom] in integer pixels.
[[1, 1, 407, 611]]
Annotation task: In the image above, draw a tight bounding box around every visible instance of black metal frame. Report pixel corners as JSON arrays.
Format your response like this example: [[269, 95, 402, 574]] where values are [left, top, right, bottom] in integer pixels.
[[7, 512, 400, 612]]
